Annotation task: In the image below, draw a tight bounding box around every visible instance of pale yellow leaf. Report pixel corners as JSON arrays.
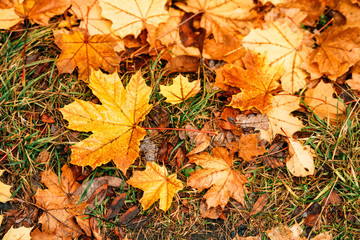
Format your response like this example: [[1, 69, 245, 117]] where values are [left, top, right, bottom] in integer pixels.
[[286, 138, 314, 177], [3, 226, 33, 240], [0, 170, 12, 203]]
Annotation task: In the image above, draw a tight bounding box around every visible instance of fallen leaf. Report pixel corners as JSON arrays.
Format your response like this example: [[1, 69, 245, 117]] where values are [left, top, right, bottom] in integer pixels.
[[140, 137, 159, 162], [199, 199, 223, 219], [60, 70, 152, 173], [118, 206, 139, 225], [243, 21, 310, 94], [41, 113, 55, 123], [250, 193, 269, 216], [54, 29, 121, 81], [286, 138, 314, 177], [235, 114, 269, 130], [0, 170, 12, 203], [34, 165, 89, 239], [188, 147, 248, 210], [105, 193, 126, 220], [0, 0, 71, 29], [127, 162, 184, 211], [230, 133, 267, 162], [259, 94, 303, 142], [176, 0, 258, 42], [99, 0, 169, 38], [160, 74, 201, 104], [323, 190, 342, 205], [35, 150, 50, 163], [304, 81, 346, 122], [164, 55, 200, 75], [266, 222, 332, 240], [221, 51, 283, 113], [307, 27, 360, 79], [3, 226, 33, 240]]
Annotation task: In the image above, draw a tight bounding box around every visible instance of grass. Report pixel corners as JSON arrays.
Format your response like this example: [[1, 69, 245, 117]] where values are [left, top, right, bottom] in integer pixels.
[[1, 21, 360, 240]]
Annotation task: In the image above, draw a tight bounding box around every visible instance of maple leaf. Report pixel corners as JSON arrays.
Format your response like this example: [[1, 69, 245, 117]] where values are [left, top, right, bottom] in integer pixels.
[[306, 27, 360, 79], [3, 226, 33, 240], [99, 0, 169, 38], [60, 70, 152, 173], [34, 165, 89, 239], [0, 170, 12, 203], [221, 51, 283, 113], [286, 138, 314, 177], [0, 0, 71, 29], [260, 94, 303, 142], [304, 81, 346, 122], [176, 0, 258, 43], [127, 162, 184, 211], [160, 74, 201, 104], [187, 147, 248, 209], [230, 133, 267, 162], [243, 21, 309, 94], [54, 29, 121, 81]]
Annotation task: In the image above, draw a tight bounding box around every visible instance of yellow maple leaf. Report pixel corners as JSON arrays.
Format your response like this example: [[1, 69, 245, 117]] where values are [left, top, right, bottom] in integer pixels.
[[0, 170, 12, 203], [54, 29, 121, 81], [243, 21, 309, 94], [187, 147, 248, 209], [304, 81, 346, 122], [99, 0, 169, 38], [60, 70, 152, 173], [221, 51, 283, 113], [160, 74, 201, 104], [260, 94, 304, 142], [176, 0, 257, 43], [34, 165, 89, 239], [3, 226, 33, 240], [127, 162, 184, 211]]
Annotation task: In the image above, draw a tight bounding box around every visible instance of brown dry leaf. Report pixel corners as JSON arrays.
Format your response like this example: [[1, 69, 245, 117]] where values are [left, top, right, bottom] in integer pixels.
[[231, 133, 267, 162], [35, 150, 50, 163], [160, 74, 201, 104], [34, 165, 89, 239], [188, 147, 248, 210], [176, 0, 258, 43], [266, 222, 332, 240], [0, 0, 70, 29], [346, 64, 360, 90], [163, 55, 200, 75], [235, 114, 269, 130], [304, 81, 346, 122], [54, 29, 121, 81], [127, 162, 184, 211], [0, 170, 12, 203], [307, 27, 360, 79], [3, 226, 32, 240], [286, 138, 314, 177], [99, 0, 169, 38], [250, 193, 269, 216], [221, 51, 283, 113], [334, 0, 360, 30], [243, 21, 310, 94], [323, 190, 342, 205], [260, 94, 303, 142], [60, 70, 152, 174]]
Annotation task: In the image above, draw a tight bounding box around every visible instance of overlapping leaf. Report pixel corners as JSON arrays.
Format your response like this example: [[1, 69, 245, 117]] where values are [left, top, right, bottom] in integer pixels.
[[127, 162, 183, 211], [60, 70, 152, 173], [243, 21, 309, 94], [54, 29, 121, 81], [99, 0, 169, 38], [221, 51, 283, 113]]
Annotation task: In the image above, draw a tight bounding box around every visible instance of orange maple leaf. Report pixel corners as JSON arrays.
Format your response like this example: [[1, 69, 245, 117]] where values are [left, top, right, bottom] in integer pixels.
[[34, 165, 89, 239], [99, 0, 169, 38], [0, 0, 71, 29], [60, 70, 152, 173], [127, 162, 184, 211], [54, 29, 121, 81], [221, 51, 283, 113], [230, 133, 267, 162], [187, 147, 248, 209]]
